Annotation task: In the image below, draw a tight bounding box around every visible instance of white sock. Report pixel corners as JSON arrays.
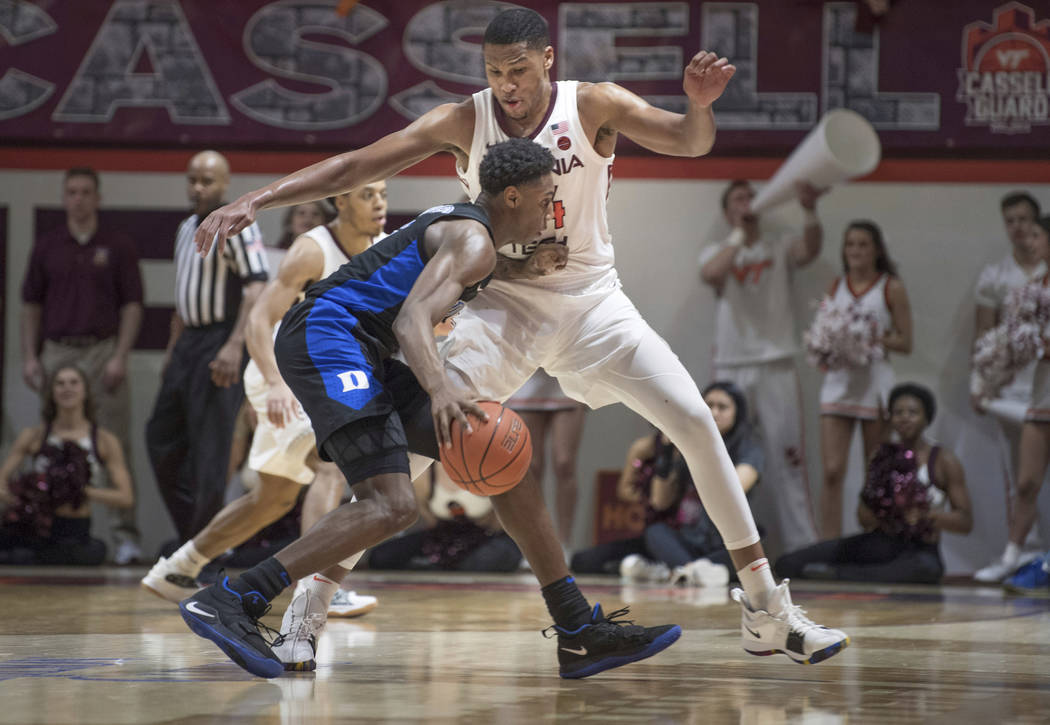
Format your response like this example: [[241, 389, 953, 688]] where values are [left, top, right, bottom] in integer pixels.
[[171, 541, 208, 578], [737, 558, 777, 611], [302, 573, 340, 606], [1003, 542, 1021, 565]]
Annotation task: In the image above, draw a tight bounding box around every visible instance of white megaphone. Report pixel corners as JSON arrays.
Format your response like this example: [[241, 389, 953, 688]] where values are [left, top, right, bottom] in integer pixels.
[[750, 109, 881, 214]]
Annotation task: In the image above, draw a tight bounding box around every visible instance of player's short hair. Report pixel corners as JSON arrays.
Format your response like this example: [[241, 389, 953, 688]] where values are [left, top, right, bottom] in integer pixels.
[[478, 138, 554, 195], [484, 8, 550, 50], [721, 179, 752, 210], [889, 383, 936, 423], [1000, 191, 1039, 217], [64, 167, 100, 191]]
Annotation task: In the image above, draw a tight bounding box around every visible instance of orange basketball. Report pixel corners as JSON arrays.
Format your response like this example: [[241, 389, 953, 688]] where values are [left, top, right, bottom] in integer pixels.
[[440, 401, 533, 496]]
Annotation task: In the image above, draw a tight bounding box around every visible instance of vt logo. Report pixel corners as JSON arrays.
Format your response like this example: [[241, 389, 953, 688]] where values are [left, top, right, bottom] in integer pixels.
[[337, 370, 370, 392]]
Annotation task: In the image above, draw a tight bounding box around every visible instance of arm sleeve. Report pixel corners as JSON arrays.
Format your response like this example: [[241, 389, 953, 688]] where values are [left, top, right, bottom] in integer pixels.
[[224, 222, 270, 283]]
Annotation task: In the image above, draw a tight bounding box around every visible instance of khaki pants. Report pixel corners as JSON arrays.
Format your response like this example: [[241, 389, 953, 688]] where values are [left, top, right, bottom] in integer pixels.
[[40, 337, 138, 540]]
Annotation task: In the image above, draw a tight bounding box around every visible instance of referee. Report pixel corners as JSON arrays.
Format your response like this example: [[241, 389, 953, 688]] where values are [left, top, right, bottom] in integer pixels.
[[146, 150, 269, 543]]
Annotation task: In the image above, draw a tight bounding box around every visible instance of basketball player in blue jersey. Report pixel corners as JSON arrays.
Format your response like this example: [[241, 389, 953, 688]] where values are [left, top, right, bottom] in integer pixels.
[[194, 9, 849, 673], [179, 139, 678, 680]]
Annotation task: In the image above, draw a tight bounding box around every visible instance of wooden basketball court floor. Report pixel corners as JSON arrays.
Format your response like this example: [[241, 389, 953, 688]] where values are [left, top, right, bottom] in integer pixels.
[[0, 567, 1047, 724]]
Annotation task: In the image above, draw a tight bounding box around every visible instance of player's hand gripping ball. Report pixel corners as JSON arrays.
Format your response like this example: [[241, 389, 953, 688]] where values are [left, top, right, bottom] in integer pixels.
[[440, 401, 532, 495]]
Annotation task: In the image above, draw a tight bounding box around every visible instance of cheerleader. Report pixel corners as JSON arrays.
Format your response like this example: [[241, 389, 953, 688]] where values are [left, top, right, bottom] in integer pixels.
[[0, 365, 133, 564], [816, 221, 912, 538], [778, 384, 972, 585], [1000, 216, 1050, 591]]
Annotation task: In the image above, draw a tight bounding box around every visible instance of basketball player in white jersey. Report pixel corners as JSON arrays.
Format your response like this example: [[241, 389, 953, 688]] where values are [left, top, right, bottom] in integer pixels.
[[817, 221, 911, 539], [195, 9, 849, 672], [972, 192, 1050, 582], [143, 182, 392, 624]]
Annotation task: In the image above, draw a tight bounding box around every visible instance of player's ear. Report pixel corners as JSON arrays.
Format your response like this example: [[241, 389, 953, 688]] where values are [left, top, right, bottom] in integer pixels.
[[503, 185, 520, 208], [543, 46, 553, 72]]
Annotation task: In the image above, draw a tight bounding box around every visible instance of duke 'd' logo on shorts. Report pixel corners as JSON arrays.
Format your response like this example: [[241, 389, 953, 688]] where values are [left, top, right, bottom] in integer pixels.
[[337, 370, 370, 392]]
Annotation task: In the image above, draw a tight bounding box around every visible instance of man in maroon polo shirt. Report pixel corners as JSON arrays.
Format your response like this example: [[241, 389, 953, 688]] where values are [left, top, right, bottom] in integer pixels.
[[20, 167, 144, 562]]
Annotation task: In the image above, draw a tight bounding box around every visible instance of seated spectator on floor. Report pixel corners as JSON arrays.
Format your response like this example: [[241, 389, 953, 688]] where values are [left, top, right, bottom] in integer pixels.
[[571, 381, 763, 586], [367, 466, 522, 573], [776, 383, 972, 585], [0, 365, 134, 565]]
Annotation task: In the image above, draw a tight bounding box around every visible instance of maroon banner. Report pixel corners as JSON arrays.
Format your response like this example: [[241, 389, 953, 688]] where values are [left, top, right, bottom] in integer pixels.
[[3, 1, 1050, 157]]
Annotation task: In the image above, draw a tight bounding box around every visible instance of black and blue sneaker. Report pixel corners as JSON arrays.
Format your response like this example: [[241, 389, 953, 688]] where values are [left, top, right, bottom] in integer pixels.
[[179, 574, 284, 678], [543, 604, 682, 679]]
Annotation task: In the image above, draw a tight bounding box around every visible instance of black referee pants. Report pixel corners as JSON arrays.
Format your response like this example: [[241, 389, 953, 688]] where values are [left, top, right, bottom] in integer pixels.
[[146, 324, 244, 543]]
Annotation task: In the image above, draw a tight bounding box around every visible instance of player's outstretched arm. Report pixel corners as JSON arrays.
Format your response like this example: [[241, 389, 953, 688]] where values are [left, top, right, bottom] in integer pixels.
[[194, 102, 473, 257], [586, 50, 735, 158], [393, 221, 495, 449]]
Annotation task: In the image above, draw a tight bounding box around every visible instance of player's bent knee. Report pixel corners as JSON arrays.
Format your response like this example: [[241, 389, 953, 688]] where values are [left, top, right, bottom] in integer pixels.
[[370, 477, 418, 533]]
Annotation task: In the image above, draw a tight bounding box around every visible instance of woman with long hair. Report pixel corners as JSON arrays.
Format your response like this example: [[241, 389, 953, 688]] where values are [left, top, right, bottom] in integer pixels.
[[999, 215, 1050, 593], [817, 220, 912, 538], [274, 200, 335, 250], [0, 365, 133, 564], [570, 381, 763, 585]]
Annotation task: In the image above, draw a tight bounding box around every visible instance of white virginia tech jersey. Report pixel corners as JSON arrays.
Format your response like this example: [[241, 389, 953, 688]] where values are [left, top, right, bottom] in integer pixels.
[[303, 224, 386, 285], [458, 81, 616, 293]]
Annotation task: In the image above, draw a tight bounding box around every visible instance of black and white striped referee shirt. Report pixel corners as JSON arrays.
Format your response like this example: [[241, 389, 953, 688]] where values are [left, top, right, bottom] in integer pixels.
[[173, 214, 269, 328]]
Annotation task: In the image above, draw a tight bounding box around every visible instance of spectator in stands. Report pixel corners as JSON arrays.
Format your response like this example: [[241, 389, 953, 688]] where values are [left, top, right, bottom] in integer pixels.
[[699, 180, 825, 554], [20, 167, 143, 563], [972, 193, 1049, 583], [275, 200, 335, 250], [776, 383, 972, 585], [571, 381, 763, 586], [368, 466, 522, 572], [0, 365, 133, 565], [814, 220, 911, 538]]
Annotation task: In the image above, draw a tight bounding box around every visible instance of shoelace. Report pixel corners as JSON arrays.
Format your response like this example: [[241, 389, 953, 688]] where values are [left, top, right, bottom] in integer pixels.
[[245, 601, 286, 647], [599, 607, 635, 626], [272, 593, 326, 648], [781, 603, 824, 637], [541, 605, 637, 638]]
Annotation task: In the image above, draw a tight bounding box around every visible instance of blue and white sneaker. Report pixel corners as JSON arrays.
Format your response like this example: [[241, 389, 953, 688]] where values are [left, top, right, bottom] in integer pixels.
[[1003, 555, 1049, 596], [543, 604, 681, 679], [732, 580, 850, 665], [179, 575, 284, 678]]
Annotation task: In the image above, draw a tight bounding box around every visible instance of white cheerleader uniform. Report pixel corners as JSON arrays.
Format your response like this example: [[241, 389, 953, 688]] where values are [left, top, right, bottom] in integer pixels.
[[1026, 274, 1050, 423], [818, 274, 895, 420]]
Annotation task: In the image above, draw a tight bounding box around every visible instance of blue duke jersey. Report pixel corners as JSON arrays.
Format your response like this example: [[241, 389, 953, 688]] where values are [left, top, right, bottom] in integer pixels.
[[300, 202, 493, 358], [457, 81, 616, 293], [274, 203, 494, 447]]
